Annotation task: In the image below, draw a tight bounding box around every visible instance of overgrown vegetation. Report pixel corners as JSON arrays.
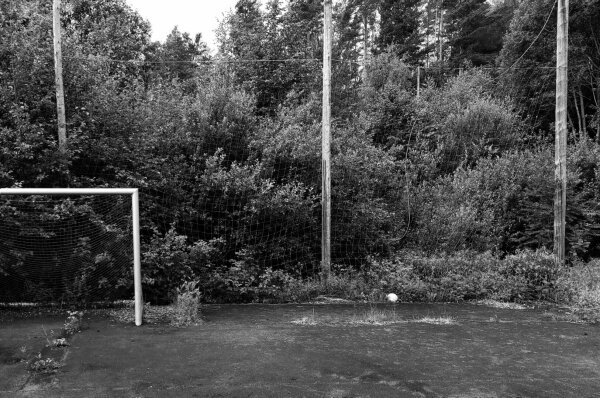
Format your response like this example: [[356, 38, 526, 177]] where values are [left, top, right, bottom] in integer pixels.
[[63, 311, 84, 335], [28, 355, 61, 374], [0, 0, 599, 320], [170, 281, 202, 327]]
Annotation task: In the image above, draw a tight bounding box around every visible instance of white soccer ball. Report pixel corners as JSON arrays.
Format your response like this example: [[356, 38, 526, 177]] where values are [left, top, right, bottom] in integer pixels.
[[386, 293, 398, 303]]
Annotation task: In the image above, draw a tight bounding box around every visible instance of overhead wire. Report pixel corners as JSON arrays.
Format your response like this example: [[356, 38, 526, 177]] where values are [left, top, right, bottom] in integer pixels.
[[499, 0, 558, 76]]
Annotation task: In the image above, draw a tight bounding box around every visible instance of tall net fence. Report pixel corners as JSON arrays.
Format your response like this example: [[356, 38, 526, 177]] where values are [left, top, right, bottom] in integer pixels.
[[2, 22, 588, 304]]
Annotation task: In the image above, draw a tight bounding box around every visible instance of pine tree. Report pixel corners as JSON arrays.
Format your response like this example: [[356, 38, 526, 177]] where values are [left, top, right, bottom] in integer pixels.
[[376, 0, 422, 63]]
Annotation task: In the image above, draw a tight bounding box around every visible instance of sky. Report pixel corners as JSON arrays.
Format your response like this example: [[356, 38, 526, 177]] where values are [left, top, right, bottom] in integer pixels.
[[125, 0, 240, 50]]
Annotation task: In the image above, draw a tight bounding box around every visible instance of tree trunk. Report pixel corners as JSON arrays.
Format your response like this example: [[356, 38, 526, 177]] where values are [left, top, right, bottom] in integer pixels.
[[435, 5, 440, 62], [579, 88, 586, 138], [568, 111, 574, 134], [597, 82, 600, 142], [362, 12, 368, 82], [425, 1, 431, 67], [438, 6, 444, 64], [572, 87, 582, 135]]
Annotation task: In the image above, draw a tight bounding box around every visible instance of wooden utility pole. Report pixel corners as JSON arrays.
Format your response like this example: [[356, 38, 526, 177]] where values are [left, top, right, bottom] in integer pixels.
[[52, 0, 67, 153], [438, 7, 443, 64], [425, 2, 430, 68], [322, 0, 332, 282], [554, 0, 569, 265], [362, 12, 368, 82]]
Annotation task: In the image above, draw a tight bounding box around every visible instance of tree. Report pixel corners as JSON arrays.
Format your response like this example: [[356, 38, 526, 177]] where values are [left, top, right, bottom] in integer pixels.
[[63, 0, 153, 75], [443, 0, 514, 67], [155, 27, 210, 81], [376, 0, 422, 63], [217, 0, 286, 113], [498, 0, 600, 139]]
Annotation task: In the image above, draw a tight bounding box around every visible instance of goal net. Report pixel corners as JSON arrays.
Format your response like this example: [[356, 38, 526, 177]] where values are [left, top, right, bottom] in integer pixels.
[[0, 188, 143, 325]]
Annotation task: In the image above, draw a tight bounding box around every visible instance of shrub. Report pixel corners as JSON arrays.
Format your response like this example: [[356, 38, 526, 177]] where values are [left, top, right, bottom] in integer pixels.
[[142, 227, 195, 304], [171, 280, 202, 327], [28, 356, 61, 374], [281, 278, 320, 303], [367, 251, 505, 302], [276, 273, 372, 303], [63, 311, 84, 336], [556, 259, 600, 309], [410, 176, 496, 254], [499, 250, 559, 301], [414, 69, 524, 174], [360, 51, 414, 147], [365, 256, 428, 302], [319, 273, 370, 300], [411, 139, 600, 258], [366, 250, 562, 303], [257, 268, 298, 300]]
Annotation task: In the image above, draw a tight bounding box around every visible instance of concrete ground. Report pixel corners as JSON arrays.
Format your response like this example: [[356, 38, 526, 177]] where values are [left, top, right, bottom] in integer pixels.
[[1, 303, 599, 398], [0, 315, 64, 394]]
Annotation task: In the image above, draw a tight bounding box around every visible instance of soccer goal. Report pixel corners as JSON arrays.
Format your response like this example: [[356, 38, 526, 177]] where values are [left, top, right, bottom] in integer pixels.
[[0, 188, 143, 326]]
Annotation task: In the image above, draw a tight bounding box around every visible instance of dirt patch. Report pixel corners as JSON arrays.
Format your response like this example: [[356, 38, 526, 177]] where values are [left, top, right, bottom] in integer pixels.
[[0, 315, 64, 394], [0, 345, 23, 365]]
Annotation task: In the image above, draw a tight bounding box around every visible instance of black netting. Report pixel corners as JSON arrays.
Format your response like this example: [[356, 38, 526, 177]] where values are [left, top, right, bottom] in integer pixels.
[[0, 194, 133, 304]]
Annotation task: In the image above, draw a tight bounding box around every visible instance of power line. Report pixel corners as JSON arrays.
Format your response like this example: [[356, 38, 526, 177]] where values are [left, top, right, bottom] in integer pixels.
[[64, 53, 562, 71], [500, 0, 558, 76], [66, 55, 326, 65]]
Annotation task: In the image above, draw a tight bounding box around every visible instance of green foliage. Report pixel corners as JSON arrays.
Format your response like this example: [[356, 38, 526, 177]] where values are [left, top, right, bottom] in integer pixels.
[[498, 0, 600, 135], [28, 355, 61, 374], [367, 250, 560, 303], [171, 280, 202, 327], [153, 27, 210, 82], [414, 69, 524, 173], [556, 259, 600, 309], [142, 227, 196, 303], [444, 0, 511, 67], [361, 51, 414, 147], [2, 0, 600, 308], [410, 138, 600, 257], [63, 311, 84, 336], [498, 250, 559, 300], [0, 106, 68, 187], [376, 0, 422, 62], [277, 273, 370, 303]]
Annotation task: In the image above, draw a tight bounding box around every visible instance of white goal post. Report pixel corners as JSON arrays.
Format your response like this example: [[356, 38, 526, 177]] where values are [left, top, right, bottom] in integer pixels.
[[0, 188, 143, 326]]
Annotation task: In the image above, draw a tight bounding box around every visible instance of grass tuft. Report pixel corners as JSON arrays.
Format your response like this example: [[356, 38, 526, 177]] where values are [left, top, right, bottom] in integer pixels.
[[170, 281, 202, 327], [28, 355, 61, 374], [477, 300, 528, 310], [411, 316, 457, 325], [349, 307, 402, 325], [291, 316, 317, 325]]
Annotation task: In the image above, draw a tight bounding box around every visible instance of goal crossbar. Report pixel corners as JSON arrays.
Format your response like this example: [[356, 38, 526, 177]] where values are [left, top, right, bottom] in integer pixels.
[[0, 188, 143, 326]]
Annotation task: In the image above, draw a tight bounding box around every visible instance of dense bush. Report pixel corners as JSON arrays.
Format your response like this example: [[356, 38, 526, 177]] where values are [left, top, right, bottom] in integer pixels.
[[412, 69, 524, 174], [366, 249, 560, 303], [410, 139, 600, 257], [360, 51, 414, 147], [556, 259, 600, 309], [142, 227, 197, 303]]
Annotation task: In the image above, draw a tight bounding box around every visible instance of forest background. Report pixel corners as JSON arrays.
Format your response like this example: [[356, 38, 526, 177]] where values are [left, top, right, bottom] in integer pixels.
[[1, 0, 600, 309]]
